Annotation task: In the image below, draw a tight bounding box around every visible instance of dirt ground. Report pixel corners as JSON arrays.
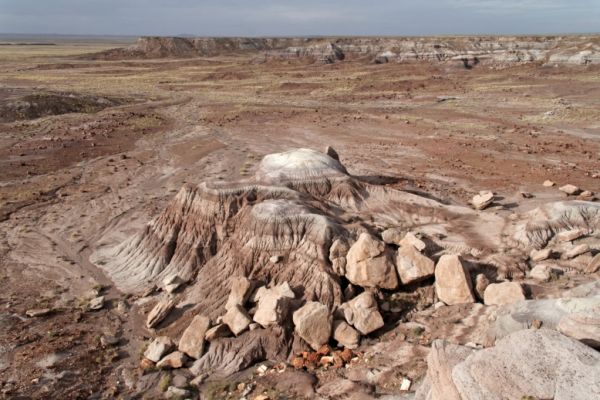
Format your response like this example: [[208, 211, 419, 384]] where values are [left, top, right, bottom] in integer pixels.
[[0, 41, 599, 399]]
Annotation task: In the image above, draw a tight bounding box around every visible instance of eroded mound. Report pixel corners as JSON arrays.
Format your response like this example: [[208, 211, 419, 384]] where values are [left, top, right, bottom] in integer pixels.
[[92, 147, 600, 383]]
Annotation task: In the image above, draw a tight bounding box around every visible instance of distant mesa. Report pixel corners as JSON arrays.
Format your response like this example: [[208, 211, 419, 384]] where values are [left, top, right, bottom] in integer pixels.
[[86, 35, 600, 66]]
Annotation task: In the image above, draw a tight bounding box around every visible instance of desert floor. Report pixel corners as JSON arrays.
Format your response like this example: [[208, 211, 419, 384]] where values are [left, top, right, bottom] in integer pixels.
[[0, 41, 599, 398]]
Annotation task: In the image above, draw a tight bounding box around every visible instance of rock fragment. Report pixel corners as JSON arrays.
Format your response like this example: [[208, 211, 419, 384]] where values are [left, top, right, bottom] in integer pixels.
[[205, 324, 232, 341], [146, 296, 175, 329], [293, 302, 332, 350], [381, 228, 404, 245], [225, 276, 254, 311], [530, 248, 552, 262], [483, 282, 526, 306], [329, 238, 349, 275], [88, 296, 105, 311], [178, 315, 210, 359], [345, 232, 398, 289], [529, 264, 558, 282], [144, 336, 175, 363], [474, 274, 489, 300], [156, 351, 187, 369], [399, 232, 427, 252], [434, 255, 475, 305], [557, 308, 600, 349], [415, 340, 475, 400], [395, 245, 434, 284], [559, 184, 580, 195], [556, 228, 584, 242], [563, 243, 590, 259], [471, 191, 494, 210], [25, 308, 52, 318], [162, 275, 185, 294], [332, 320, 360, 349], [165, 386, 192, 399], [542, 180, 555, 187], [586, 253, 600, 274], [339, 291, 384, 335]]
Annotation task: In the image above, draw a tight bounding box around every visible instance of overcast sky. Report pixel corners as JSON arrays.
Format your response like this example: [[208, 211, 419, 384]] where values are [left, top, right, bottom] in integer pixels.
[[0, 0, 598, 36]]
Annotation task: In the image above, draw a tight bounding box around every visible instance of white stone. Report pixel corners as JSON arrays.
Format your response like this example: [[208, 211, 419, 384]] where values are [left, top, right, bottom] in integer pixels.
[[434, 255, 475, 305], [484, 282, 526, 306], [396, 245, 434, 284]]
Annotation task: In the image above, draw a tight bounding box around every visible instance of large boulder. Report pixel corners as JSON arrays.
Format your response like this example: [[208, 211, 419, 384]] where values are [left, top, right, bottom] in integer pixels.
[[293, 302, 332, 351], [345, 233, 399, 289], [452, 329, 600, 400], [434, 255, 475, 305], [396, 245, 434, 284], [178, 315, 211, 359], [483, 282, 526, 306], [338, 291, 384, 335], [253, 282, 295, 327]]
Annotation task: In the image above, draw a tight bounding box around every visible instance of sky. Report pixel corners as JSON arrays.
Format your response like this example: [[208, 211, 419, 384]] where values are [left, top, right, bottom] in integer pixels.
[[0, 0, 598, 37]]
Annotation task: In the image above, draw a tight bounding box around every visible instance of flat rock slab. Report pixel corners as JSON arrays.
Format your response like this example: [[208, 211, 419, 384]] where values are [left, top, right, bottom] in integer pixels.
[[452, 329, 600, 400]]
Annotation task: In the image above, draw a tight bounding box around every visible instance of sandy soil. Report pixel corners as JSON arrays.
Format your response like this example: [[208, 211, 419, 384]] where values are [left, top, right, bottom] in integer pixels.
[[0, 42, 598, 398]]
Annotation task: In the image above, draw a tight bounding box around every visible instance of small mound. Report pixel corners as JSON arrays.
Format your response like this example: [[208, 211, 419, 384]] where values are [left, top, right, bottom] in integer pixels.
[[0, 91, 122, 123]]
